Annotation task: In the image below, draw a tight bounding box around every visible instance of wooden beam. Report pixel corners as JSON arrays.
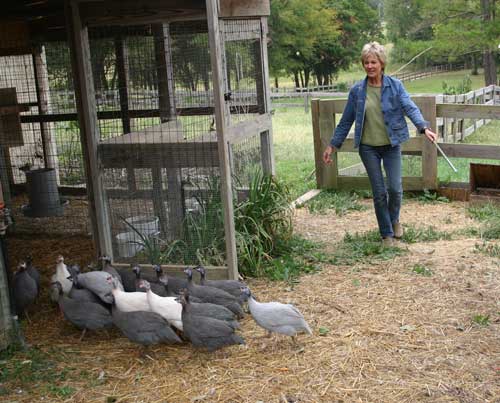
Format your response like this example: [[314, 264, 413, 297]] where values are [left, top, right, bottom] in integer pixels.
[[226, 113, 272, 144], [206, 0, 238, 280], [153, 23, 182, 238], [219, 0, 270, 17], [313, 99, 337, 188], [113, 263, 229, 281], [80, 0, 206, 26], [437, 143, 500, 160], [257, 18, 274, 175], [20, 105, 261, 124], [418, 96, 438, 189], [32, 46, 60, 184], [66, 0, 113, 258], [436, 103, 500, 119]]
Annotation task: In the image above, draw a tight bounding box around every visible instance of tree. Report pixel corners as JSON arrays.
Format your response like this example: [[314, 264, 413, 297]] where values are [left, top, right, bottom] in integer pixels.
[[268, 0, 339, 87], [425, 0, 498, 85]]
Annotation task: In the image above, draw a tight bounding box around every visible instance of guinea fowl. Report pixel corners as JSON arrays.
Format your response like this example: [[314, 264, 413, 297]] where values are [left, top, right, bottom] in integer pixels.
[[50, 255, 72, 300], [13, 261, 38, 319], [195, 266, 247, 304], [242, 287, 312, 341], [161, 276, 238, 327], [112, 305, 182, 347], [70, 271, 114, 304], [139, 280, 183, 331], [25, 255, 40, 293], [109, 277, 150, 312], [68, 265, 107, 307], [132, 265, 166, 296], [99, 255, 123, 286], [52, 281, 113, 341], [153, 264, 187, 295], [115, 264, 137, 292], [184, 268, 244, 319], [179, 291, 244, 352]]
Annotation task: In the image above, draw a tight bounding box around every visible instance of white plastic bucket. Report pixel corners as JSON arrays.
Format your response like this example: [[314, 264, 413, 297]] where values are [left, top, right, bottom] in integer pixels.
[[125, 215, 159, 237], [116, 231, 143, 258]]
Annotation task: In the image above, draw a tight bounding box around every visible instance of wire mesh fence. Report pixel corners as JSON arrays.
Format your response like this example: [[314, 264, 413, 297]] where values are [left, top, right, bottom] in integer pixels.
[[1, 15, 270, 267]]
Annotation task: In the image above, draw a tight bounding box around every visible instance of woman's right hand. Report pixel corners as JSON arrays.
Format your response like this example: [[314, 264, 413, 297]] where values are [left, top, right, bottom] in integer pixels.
[[323, 145, 336, 164]]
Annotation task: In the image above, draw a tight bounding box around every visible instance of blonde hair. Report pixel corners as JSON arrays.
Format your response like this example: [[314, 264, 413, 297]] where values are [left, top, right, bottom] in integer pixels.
[[361, 41, 387, 71]]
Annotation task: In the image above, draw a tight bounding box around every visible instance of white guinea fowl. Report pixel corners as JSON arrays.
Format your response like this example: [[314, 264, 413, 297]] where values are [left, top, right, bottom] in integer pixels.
[[243, 287, 312, 339], [140, 280, 183, 331], [109, 277, 150, 312], [51, 255, 72, 301]]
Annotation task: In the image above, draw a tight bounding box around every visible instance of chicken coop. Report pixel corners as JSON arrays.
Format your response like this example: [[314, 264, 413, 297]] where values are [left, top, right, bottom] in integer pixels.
[[0, 0, 274, 281]]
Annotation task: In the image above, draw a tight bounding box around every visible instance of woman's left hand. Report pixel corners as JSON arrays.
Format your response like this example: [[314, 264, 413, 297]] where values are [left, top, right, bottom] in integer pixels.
[[424, 128, 438, 143]]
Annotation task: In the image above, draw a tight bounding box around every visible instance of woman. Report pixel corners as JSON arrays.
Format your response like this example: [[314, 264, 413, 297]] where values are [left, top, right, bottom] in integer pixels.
[[322, 42, 437, 246]]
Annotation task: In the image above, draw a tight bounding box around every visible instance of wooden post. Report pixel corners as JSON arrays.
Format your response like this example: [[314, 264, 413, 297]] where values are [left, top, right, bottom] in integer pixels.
[[153, 23, 182, 237], [66, 0, 113, 257], [257, 18, 274, 175], [312, 99, 337, 189], [32, 46, 60, 183], [206, 0, 238, 280], [114, 34, 137, 193], [419, 96, 438, 189]]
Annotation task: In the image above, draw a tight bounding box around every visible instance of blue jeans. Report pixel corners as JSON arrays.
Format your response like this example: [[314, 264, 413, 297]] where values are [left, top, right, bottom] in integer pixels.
[[358, 144, 402, 238]]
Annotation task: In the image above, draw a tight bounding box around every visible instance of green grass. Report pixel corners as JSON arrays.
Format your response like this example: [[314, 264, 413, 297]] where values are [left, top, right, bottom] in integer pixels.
[[328, 229, 405, 266], [305, 190, 367, 215], [474, 241, 500, 258], [401, 224, 452, 243], [411, 263, 433, 276], [403, 70, 486, 94], [467, 203, 500, 240], [472, 314, 490, 327]]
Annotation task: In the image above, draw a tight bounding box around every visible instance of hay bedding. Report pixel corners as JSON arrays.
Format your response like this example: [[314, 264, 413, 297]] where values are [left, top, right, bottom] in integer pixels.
[[2, 201, 499, 403]]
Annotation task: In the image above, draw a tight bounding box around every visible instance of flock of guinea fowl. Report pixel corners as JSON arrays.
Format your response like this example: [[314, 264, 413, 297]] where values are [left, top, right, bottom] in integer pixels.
[[12, 255, 312, 352]]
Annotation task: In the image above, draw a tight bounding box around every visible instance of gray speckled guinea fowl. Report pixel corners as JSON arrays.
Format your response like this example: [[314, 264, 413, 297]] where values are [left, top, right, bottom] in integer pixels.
[[25, 255, 40, 293], [132, 265, 166, 296], [13, 261, 38, 318], [52, 281, 113, 341], [99, 255, 123, 286], [154, 265, 187, 295], [242, 287, 312, 340], [184, 268, 244, 319], [179, 291, 244, 352], [195, 266, 247, 304], [70, 271, 114, 304], [112, 305, 182, 346]]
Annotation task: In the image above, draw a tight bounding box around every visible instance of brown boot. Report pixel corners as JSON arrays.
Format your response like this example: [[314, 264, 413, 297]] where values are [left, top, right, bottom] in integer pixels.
[[393, 222, 403, 239], [382, 237, 395, 247]]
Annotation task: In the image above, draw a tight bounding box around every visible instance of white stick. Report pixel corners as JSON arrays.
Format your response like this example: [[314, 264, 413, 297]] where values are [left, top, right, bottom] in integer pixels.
[[433, 141, 458, 173]]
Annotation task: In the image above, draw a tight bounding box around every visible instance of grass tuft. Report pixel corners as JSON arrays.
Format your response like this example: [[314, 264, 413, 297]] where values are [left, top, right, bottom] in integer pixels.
[[305, 190, 367, 215], [328, 229, 405, 265], [401, 224, 452, 243]]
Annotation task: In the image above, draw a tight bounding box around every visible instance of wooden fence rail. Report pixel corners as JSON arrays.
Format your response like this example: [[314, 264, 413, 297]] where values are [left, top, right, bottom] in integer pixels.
[[312, 89, 500, 191]]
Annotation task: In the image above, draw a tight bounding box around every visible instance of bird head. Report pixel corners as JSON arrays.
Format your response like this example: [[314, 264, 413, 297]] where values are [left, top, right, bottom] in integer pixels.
[[56, 255, 64, 264], [138, 279, 150, 291], [194, 266, 206, 278], [132, 265, 141, 278], [240, 286, 252, 299], [51, 281, 63, 296], [153, 264, 163, 277], [17, 261, 27, 272], [158, 274, 168, 287], [99, 255, 112, 264], [183, 267, 193, 280]]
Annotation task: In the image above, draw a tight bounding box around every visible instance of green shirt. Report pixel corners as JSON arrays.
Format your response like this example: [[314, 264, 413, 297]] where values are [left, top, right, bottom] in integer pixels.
[[361, 85, 390, 146]]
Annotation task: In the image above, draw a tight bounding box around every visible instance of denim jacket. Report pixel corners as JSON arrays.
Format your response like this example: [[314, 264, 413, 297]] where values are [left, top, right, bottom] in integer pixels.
[[330, 75, 429, 149]]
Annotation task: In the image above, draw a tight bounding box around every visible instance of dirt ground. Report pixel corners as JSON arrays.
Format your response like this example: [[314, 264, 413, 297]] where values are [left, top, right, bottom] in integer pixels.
[[2, 199, 499, 403]]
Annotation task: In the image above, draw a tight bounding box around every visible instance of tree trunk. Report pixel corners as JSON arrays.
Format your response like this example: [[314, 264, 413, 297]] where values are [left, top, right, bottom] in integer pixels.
[[472, 54, 478, 75], [274, 76, 279, 88], [293, 71, 300, 88], [304, 69, 310, 88], [481, 0, 497, 85], [299, 70, 304, 88], [483, 50, 497, 86]]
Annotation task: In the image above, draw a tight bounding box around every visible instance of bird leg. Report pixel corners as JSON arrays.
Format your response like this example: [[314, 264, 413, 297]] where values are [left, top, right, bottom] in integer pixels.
[[24, 311, 32, 324], [79, 328, 87, 342]]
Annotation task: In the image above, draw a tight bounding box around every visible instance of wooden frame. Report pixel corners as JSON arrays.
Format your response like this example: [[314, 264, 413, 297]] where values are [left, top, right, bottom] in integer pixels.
[[312, 96, 500, 191]]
